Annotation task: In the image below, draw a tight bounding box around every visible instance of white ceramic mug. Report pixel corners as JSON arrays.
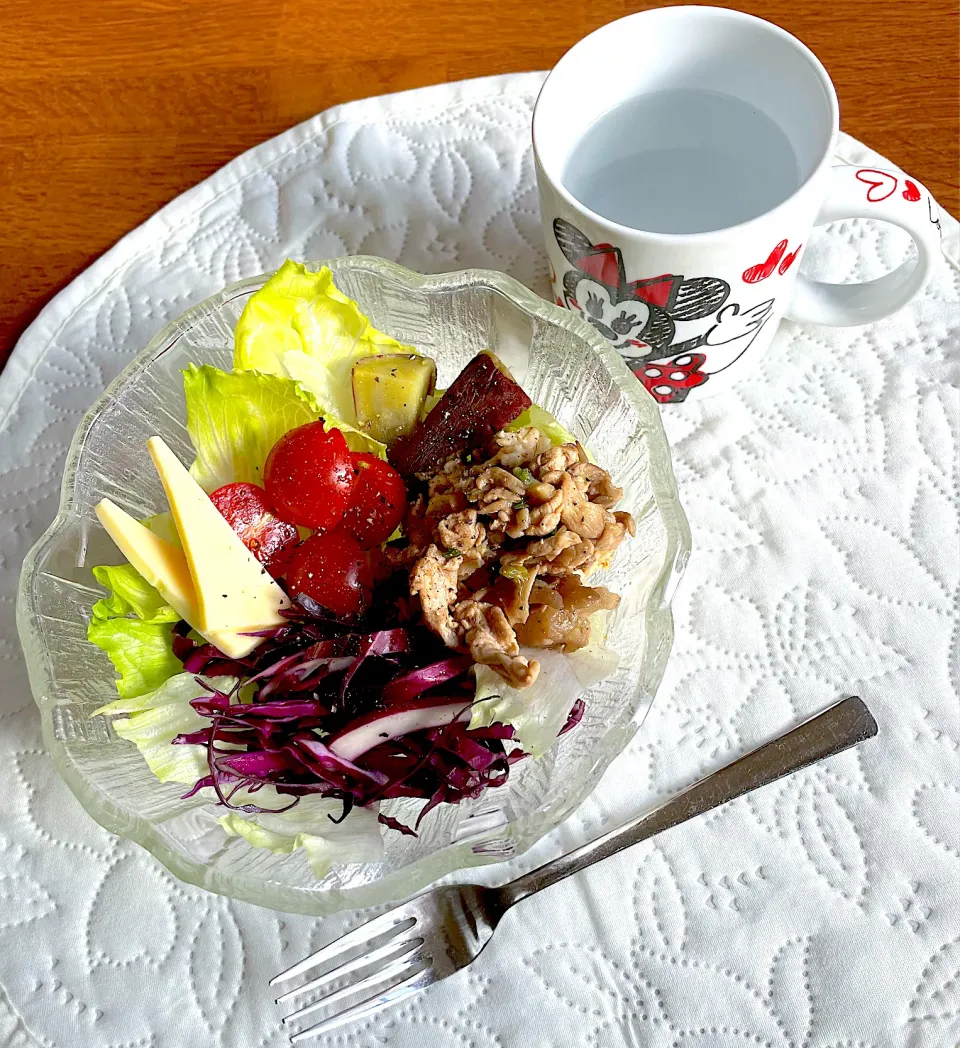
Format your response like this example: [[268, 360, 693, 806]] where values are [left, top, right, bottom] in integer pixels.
[[533, 6, 943, 404]]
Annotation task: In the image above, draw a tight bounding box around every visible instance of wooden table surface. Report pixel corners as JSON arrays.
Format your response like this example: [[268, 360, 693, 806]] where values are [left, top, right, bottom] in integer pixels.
[[1, 0, 957, 370]]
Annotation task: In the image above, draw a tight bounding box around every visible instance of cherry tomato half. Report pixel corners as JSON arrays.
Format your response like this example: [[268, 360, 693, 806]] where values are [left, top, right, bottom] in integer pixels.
[[285, 530, 374, 617], [209, 482, 300, 575], [264, 421, 356, 531], [342, 453, 407, 548]]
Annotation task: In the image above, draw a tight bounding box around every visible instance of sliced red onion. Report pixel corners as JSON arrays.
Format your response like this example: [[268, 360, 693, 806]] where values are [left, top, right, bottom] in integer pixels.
[[328, 698, 472, 762]]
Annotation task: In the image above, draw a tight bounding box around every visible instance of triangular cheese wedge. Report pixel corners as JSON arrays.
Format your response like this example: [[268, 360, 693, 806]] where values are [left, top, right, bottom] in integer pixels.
[[146, 437, 291, 635], [95, 498, 272, 660], [96, 499, 199, 623]]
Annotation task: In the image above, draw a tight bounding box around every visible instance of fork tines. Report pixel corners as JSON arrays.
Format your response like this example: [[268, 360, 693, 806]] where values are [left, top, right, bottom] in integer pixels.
[[289, 967, 437, 1042], [273, 911, 433, 1041]]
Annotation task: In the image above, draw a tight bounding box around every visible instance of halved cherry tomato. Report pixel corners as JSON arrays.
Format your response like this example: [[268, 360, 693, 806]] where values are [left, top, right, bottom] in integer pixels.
[[342, 453, 407, 548], [209, 482, 300, 575], [285, 530, 374, 617], [263, 421, 356, 531]]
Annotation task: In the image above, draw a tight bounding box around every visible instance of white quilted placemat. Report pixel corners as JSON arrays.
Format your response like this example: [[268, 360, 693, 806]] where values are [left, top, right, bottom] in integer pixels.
[[1, 72, 958, 1048]]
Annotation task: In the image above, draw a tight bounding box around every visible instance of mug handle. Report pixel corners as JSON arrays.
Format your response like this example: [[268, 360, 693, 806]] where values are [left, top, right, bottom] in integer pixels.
[[784, 165, 942, 327]]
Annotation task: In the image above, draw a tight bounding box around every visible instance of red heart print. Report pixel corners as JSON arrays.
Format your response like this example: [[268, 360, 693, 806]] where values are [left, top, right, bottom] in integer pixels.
[[742, 240, 787, 284], [778, 243, 802, 275], [902, 180, 921, 202], [856, 168, 898, 202]]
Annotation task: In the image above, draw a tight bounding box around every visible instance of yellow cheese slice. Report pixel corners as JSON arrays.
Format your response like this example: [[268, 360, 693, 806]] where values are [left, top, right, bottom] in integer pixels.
[[202, 628, 263, 660], [95, 498, 268, 660], [95, 499, 199, 623], [146, 437, 291, 635]]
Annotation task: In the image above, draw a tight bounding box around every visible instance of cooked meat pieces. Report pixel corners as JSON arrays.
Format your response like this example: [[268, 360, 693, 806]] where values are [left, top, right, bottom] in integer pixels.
[[424, 456, 471, 516], [533, 443, 582, 484], [524, 527, 582, 562], [409, 509, 492, 646], [558, 473, 607, 539], [402, 426, 631, 687], [569, 461, 624, 507], [466, 431, 626, 546], [596, 514, 632, 553], [488, 426, 552, 468], [435, 508, 492, 579], [410, 547, 460, 647], [454, 599, 540, 689], [462, 466, 526, 516], [510, 483, 564, 539]]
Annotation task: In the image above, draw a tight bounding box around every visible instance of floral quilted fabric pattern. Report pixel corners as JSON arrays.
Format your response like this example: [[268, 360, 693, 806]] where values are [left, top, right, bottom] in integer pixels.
[[0, 74, 958, 1048]]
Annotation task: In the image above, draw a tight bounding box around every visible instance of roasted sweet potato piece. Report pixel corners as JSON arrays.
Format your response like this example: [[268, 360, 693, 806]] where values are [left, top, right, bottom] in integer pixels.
[[352, 354, 437, 445], [389, 351, 531, 477]]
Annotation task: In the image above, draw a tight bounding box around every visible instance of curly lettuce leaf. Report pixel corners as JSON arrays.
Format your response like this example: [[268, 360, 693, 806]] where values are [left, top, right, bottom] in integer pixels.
[[91, 563, 180, 624], [470, 643, 619, 758], [233, 260, 415, 426], [218, 789, 384, 878], [88, 554, 184, 699], [87, 617, 183, 700], [93, 673, 236, 784], [183, 364, 383, 493], [142, 511, 181, 549], [507, 404, 578, 447]]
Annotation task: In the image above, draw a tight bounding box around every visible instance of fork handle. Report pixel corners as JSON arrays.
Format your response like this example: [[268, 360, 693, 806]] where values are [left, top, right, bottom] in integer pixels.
[[498, 696, 877, 909]]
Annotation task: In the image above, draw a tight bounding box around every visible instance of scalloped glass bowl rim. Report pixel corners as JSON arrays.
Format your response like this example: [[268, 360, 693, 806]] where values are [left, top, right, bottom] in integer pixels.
[[18, 257, 691, 915]]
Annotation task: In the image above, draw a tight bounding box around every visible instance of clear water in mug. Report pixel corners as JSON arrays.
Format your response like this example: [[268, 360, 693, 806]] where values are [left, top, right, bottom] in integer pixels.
[[561, 88, 801, 235]]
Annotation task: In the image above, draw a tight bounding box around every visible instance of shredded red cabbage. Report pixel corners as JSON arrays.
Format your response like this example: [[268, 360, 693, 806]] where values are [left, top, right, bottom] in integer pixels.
[[171, 593, 584, 832], [559, 698, 586, 735], [380, 655, 473, 705], [377, 812, 418, 836]]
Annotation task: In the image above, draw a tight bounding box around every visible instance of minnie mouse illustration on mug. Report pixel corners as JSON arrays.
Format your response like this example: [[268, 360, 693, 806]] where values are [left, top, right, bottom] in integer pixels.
[[553, 219, 775, 403]]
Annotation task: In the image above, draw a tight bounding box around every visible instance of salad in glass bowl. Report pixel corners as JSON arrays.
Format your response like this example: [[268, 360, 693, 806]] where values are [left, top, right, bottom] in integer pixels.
[[19, 257, 689, 914]]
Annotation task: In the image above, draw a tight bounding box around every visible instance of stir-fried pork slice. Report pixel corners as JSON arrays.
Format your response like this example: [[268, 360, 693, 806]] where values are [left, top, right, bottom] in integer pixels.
[[402, 425, 631, 685], [454, 599, 540, 688]]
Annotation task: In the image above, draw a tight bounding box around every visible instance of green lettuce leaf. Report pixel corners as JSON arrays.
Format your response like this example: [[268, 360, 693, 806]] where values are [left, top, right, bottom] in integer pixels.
[[184, 363, 383, 492], [233, 260, 415, 426], [218, 789, 384, 878], [88, 555, 184, 699], [142, 511, 181, 549], [507, 403, 578, 447], [470, 643, 619, 758], [93, 673, 236, 784], [421, 387, 444, 418], [87, 617, 183, 700], [91, 563, 180, 624]]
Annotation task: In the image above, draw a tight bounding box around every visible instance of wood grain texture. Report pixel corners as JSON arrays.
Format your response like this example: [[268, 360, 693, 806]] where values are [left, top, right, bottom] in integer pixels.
[[1, 0, 957, 368]]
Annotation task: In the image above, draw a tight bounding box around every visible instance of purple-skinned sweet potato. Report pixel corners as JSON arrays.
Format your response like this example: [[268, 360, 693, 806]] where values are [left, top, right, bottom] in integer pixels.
[[389, 351, 531, 477]]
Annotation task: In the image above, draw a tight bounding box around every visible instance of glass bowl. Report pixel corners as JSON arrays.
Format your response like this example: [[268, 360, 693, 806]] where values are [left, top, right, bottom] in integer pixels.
[[17, 257, 690, 915]]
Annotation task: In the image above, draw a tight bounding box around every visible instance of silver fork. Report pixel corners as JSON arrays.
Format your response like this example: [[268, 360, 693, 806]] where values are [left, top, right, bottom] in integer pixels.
[[272, 695, 877, 1041]]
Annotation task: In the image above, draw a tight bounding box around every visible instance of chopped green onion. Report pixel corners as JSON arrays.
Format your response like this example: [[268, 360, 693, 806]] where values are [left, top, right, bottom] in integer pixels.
[[512, 467, 536, 486], [500, 563, 529, 583]]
